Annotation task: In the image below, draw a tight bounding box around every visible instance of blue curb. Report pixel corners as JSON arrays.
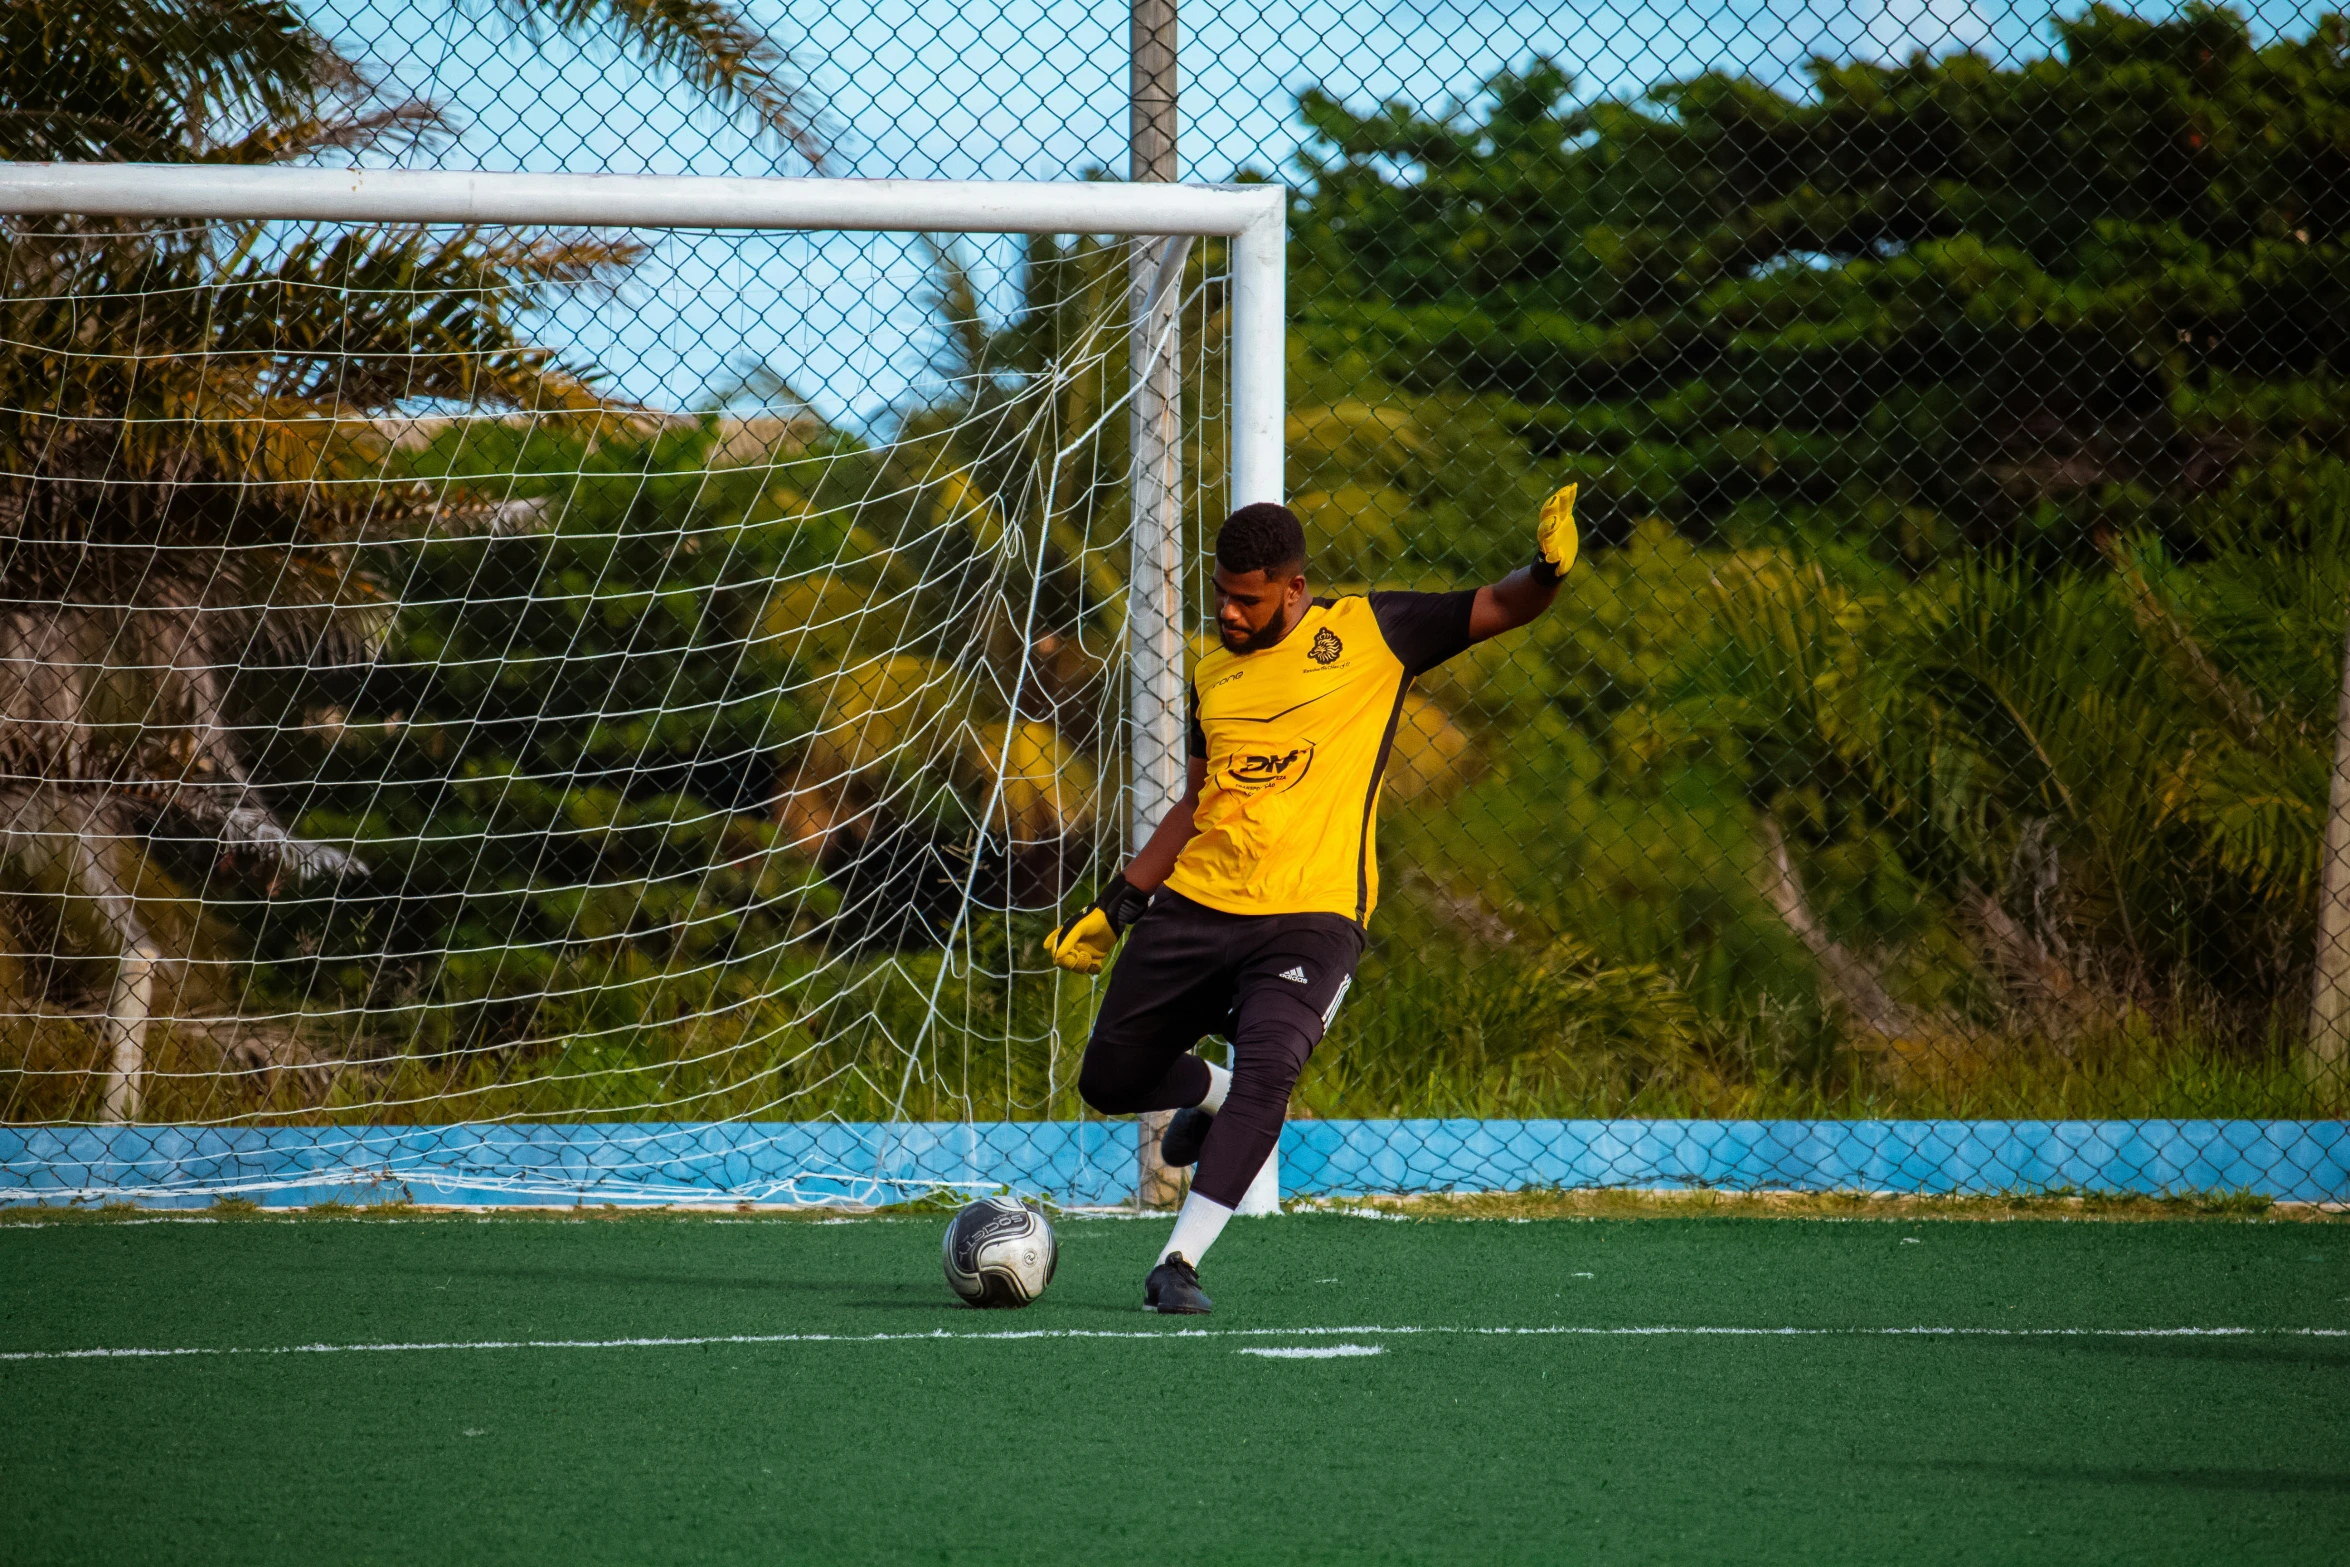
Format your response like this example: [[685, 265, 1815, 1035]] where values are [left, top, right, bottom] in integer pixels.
[[3, 1118, 2343, 1207]]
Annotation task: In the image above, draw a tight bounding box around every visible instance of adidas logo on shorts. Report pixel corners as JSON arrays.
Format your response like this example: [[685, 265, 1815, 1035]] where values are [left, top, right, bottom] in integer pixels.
[[1278, 965, 1309, 984]]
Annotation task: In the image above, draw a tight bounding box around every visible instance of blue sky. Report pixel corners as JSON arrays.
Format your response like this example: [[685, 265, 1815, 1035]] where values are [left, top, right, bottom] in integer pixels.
[[311, 0, 2334, 424]]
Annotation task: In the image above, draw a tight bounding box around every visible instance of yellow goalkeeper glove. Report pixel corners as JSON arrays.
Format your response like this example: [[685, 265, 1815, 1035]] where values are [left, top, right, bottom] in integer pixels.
[[1532, 482, 1579, 585], [1045, 877, 1152, 974]]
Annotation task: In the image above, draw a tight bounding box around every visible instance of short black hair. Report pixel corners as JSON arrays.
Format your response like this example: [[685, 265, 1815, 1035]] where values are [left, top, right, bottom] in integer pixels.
[[1215, 503, 1307, 577]]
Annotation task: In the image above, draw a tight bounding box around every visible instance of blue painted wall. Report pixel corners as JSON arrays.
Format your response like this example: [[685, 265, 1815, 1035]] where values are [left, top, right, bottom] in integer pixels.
[[5, 1119, 2345, 1207]]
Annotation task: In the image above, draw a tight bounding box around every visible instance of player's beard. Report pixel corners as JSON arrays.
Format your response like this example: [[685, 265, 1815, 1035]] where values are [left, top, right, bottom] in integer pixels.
[[1218, 615, 1293, 654]]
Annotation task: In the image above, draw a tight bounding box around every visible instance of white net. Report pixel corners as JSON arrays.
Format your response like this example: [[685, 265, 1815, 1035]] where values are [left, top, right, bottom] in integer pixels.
[[0, 208, 1226, 1204]]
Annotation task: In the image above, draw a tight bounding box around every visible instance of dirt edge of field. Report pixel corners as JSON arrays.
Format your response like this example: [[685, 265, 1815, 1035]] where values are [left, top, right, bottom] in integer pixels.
[[4, 1188, 2343, 1224]]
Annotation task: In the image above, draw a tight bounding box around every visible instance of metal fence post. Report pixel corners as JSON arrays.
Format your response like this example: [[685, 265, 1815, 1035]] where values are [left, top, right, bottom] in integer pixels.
[[1129, 0, 1187, 1209], [2308, 613, 2350, 1095]]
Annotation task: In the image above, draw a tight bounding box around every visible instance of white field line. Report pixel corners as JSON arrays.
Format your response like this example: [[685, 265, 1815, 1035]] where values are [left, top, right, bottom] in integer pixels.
[[3, 1324, 2344, 1364]]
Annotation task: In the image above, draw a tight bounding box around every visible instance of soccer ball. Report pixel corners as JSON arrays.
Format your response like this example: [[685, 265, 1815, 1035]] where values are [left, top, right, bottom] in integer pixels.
[[941, 1195, 1058, 1308]]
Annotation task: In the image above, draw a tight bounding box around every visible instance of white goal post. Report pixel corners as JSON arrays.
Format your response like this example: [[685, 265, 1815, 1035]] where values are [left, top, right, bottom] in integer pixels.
[[0, 163, 1286, 1210]]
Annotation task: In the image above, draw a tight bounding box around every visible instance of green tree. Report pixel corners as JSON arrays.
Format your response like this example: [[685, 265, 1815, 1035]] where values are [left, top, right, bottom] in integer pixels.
[[1294, 5, 2350, 561], [0, 0, 817, 1121], [1288, 5, 2350, 1104]]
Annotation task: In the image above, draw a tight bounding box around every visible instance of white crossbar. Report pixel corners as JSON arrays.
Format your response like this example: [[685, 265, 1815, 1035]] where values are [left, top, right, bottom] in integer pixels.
[[0, 164, 1276, 236], [0, 163, 1288, 506]]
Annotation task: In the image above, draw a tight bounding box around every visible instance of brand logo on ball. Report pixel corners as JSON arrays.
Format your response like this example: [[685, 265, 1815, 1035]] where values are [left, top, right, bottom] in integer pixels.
[[1309, 627, 1343, 666], [1222, 741, 1315, 793]]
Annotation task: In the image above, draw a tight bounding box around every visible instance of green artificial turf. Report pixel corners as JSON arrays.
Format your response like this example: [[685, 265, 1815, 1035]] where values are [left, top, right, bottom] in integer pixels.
[[4, 1211, 2347, 1565]]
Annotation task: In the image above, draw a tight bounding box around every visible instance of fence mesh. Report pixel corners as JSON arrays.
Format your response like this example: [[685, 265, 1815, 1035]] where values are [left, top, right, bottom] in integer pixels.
[[2, 0, 2347, 1206]]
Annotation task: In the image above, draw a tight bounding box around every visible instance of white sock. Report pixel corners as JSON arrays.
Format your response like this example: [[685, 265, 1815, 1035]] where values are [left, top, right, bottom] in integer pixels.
[[1197, 1060, 1232, 1115], [1157, 1191, 1234, 1267]]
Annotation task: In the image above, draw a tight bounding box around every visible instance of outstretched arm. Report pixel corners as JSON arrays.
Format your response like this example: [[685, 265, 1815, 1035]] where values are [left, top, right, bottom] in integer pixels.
[[1467, 482, 1579, 643], [1467, 564, 1562, 642]]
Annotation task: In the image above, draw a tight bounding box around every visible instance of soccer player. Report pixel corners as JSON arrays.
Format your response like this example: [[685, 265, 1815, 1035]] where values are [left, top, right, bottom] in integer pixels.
[[1047, 489, 1577, 1313]]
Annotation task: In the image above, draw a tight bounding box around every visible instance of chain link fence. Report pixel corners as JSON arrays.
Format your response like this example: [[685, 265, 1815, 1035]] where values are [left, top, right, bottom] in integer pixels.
[[2, 0, 2347, 1205]]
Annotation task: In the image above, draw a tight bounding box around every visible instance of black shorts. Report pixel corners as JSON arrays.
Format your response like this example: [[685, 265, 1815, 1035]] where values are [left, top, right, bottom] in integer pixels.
[[1088, 889, 1365, 1058]]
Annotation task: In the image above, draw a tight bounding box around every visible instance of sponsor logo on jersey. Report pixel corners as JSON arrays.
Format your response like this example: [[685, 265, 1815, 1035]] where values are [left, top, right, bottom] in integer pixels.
[[1222, 741, 1316, 793], [1309, 627, 1343, 666]]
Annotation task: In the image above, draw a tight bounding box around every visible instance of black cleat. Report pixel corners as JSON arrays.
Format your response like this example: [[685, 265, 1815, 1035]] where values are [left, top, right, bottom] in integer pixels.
[[1159, 1105, 1214, 1167], [1143, 1253, 1213, 1315]]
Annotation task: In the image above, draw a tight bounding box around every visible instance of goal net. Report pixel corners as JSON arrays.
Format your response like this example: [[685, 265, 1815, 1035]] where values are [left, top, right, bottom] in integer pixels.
[[0, 167, 1284, 1207]]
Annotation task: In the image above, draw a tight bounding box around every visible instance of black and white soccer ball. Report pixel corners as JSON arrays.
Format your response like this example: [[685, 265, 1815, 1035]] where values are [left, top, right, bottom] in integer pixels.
[[941, 1195, 1058, 1309]]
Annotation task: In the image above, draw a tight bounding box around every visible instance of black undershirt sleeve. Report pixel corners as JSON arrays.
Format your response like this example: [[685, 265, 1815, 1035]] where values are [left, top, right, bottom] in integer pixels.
[[1368, 589, 1478, 676], [1187, 682, 1206, 761]]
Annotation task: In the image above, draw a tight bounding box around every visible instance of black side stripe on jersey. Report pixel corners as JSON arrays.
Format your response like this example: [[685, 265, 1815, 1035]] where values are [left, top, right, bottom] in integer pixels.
[[1354, 671, 1415, 926], [1221, 689, 1341, 726]]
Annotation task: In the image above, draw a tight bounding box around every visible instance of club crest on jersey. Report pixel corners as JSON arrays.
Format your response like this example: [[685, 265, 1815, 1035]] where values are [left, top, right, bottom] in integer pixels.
[[1222, 742, 1316, 793], [1309, 627, 1343, 666]]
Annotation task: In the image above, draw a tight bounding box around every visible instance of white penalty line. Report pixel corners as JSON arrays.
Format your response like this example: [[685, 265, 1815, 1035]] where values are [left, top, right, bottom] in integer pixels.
[[3, 1323, 2344, 1364]]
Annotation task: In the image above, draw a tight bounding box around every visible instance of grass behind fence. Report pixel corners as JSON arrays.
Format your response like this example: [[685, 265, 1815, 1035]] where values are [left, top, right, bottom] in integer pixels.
[[5, 922, 2335, 1124]]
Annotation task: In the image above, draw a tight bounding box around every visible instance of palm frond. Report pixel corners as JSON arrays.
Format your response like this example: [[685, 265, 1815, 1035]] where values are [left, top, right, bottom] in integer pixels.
[[0, 0, 362, 161], [2, 220, 643, 541], [2166, 743, 2327, 902], [0, 0, 815, 919], [487, 0, 832, 169], [207, 101, 451, 166]]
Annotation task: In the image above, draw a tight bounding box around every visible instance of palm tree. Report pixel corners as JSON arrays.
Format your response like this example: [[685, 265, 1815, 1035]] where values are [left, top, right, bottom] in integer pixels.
[[1698, 511, 2337, 1079], [0, 0, 822, 1121]]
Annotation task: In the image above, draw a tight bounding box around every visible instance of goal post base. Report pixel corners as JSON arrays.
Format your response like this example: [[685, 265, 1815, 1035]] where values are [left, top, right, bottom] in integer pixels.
[[1236, 1149, 1281, 1216]]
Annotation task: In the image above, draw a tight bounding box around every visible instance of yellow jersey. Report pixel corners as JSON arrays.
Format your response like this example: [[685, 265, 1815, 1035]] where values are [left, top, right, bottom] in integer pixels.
[[1162, 591, 1476, 925]]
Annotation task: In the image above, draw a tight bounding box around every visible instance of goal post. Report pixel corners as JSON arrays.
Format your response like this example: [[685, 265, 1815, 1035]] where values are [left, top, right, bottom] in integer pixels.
[[0, 163, 1284, 1209]]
